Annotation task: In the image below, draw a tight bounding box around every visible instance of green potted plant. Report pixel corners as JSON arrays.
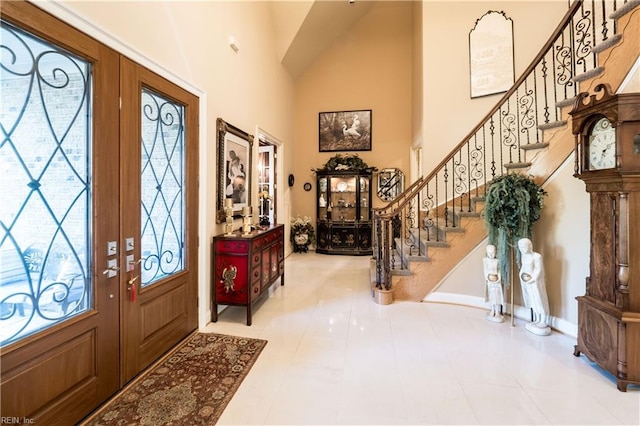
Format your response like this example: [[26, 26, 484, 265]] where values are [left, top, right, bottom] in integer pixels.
[[483, 172, 547, 288], [290, 215, 315, 253], [312, 153, 377, 173]]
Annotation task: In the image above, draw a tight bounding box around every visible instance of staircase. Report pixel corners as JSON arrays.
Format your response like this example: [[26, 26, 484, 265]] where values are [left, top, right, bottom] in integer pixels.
[[372, 0, 640, 302]]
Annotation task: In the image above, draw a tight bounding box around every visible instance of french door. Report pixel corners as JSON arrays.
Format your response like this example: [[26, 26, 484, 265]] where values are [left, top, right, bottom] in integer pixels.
[[119, 57, 199, 384], [0, 2, 198, 424]]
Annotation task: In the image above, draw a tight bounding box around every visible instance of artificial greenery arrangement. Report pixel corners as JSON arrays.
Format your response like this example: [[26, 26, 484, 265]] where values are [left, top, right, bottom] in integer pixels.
[[313, 153, 376, 173], [483, 173, 547, 287], [290, 215, 316, 253]]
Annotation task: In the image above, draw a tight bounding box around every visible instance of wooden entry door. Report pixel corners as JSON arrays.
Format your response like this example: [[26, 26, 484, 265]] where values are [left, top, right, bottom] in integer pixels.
[[119, 57, 199, 384], [0, 2, 120, 425], [0, 2, 199, 423]]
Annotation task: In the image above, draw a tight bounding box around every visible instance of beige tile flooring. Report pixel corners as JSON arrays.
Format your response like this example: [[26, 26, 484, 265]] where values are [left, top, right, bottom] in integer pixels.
[[204, 253, 640, 425]]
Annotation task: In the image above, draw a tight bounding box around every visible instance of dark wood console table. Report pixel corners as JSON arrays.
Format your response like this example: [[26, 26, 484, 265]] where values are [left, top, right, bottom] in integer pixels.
[[211, 224, 284, 325]]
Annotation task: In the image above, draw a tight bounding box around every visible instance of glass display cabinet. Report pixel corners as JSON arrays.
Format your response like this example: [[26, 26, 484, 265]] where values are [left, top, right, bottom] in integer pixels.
[[316, 170, 372, 255]]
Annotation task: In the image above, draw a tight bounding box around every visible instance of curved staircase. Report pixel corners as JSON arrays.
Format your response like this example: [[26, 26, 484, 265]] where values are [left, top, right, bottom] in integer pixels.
[[372, 0, 640, 302]]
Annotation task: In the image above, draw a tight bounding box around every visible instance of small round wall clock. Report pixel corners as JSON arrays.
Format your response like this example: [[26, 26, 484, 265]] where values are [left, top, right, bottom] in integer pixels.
[[303, 182, 312, 191]]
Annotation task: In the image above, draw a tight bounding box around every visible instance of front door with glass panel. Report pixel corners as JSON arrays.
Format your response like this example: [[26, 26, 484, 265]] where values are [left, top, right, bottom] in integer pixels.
[[120, 57, 198, 384], [0, 3, 120, 424], [0, 2, 199, 423]]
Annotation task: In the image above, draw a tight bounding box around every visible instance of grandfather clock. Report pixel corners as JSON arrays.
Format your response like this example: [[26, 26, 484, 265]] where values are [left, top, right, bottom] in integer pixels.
[[569, 83, 640, 392]]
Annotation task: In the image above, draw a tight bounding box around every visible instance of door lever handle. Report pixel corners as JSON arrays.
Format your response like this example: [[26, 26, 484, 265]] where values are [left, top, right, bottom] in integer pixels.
[[128, 257, 146, 267], [102, 266, 120, 275], [103, 259, 120, 278], [102, 266, 120, 278]]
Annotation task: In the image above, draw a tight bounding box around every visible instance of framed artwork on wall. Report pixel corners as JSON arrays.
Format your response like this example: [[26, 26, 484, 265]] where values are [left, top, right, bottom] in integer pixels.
[[216, 117, 253, 222], [469, 11, 514, 98], [319, 109, 372, 152]]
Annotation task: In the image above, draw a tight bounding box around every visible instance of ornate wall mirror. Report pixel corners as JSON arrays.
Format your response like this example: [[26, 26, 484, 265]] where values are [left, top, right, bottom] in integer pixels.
[[377, 168, 404, 201], [216, 117, 253, 223]]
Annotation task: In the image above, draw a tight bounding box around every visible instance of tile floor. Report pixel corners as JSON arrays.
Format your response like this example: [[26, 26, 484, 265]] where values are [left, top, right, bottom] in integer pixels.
[[204, 253, 640, 425]]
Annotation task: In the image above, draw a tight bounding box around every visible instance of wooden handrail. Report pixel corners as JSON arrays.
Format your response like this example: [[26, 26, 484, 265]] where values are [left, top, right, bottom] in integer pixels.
[[375, 0, 585, 220], [372, 0, 634, 290], [373, 176, 424, 215]]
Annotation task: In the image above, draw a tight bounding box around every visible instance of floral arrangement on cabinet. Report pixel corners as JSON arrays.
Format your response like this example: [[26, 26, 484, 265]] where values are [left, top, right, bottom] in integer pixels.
[[312, 153, 377, 173], [290, 215, 315, 253]]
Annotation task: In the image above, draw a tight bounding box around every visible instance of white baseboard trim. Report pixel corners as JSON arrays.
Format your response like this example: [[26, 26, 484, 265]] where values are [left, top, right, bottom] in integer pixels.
[[423, 292, 577, 338]]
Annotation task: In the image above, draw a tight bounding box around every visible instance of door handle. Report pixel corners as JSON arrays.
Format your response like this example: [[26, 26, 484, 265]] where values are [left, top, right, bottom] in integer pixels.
[[102, 266, 120, 275], [125, 255, 146, 272], [103, 259, 120, 278], [128, 275, 137, 302], [126, 258, 145, 280], [126, 257, 145, 302], [127, 256, 145, 268]]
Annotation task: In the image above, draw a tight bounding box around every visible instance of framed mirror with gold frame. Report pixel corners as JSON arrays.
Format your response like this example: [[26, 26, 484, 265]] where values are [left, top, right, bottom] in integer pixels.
[[216, 117, 253, 222]]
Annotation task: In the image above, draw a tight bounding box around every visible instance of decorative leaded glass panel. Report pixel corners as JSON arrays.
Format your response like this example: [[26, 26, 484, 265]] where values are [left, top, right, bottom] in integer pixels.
[[1, 22, 91, 346], [139, 88, 185, 286]]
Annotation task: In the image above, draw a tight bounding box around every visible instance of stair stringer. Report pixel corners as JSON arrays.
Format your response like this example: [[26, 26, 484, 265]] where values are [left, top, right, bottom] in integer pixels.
[[392, 124, 574, 302], [582, 4, 640, 95], [391, 4, 640, 302]]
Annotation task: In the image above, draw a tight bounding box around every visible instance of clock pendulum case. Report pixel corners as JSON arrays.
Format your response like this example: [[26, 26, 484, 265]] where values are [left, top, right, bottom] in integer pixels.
[[569, 83, 640, 391]]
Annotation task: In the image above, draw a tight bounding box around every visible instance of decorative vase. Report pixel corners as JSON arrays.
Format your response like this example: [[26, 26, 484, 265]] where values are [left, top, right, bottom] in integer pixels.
[[293, 233, 309, 253], [374, 288, 393, 305]]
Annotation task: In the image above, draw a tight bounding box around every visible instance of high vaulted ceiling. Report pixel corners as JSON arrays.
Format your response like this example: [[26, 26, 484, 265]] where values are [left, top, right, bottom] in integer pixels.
[[269, 0, 374, 78]]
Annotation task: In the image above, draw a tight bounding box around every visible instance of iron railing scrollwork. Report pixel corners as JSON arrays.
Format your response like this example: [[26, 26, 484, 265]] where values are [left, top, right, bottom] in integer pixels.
[[372, 0, 634, 291], [1, 22, 91, 345]]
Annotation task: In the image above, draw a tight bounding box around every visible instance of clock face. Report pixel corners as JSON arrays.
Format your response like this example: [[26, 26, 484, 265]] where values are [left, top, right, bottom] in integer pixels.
[[587, 117, 616, 170]]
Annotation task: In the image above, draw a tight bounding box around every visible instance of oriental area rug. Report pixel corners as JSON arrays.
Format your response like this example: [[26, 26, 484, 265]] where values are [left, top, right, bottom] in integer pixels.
[[81, 332, 267, 426]]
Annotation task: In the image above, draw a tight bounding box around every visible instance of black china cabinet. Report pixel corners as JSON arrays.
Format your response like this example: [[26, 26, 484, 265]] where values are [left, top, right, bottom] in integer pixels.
[[316, 170, 372, 255]]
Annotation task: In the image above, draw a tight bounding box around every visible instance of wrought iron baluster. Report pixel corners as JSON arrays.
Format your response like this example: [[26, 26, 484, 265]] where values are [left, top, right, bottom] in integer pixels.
[[370, 0, 635, 298]]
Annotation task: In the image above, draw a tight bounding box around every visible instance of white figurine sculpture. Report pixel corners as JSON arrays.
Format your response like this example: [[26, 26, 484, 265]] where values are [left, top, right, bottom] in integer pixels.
[[483, 244, 504, 322], [518, 238, 551, 336]]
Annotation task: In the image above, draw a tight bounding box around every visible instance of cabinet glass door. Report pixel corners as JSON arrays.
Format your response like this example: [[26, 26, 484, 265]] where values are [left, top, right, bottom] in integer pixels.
[[330, 176, 356, 222], [318, 177, 328, 221], [359, 176, 370, 222]]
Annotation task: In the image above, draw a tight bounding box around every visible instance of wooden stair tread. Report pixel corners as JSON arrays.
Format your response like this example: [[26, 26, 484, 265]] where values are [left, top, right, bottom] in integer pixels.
[[383, 6, 640, 303], [520, 142, 549, 151], [504, 162, 532, 169]]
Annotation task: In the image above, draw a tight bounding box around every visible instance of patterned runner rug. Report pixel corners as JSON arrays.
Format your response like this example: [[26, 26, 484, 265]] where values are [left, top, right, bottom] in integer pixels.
[[80, 332, 267, 425]]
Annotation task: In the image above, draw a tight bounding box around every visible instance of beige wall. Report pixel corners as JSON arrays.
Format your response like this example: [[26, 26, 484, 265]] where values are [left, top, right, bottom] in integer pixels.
[[41, 0, 617, 334], [435, 156, 590, 333], [412, 0, 423, 149], [421, 1, 568, 173], [268, 0, 314, 62], [292, 1, 413, 219], [420, 1, 595, 335], [534, 156, 590, 327], [60, 0, 295, 220], [54, 0, 296, 328]]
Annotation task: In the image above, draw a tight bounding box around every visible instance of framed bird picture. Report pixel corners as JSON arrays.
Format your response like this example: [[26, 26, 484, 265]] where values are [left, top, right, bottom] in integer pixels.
[[318, 109, 372, 152]]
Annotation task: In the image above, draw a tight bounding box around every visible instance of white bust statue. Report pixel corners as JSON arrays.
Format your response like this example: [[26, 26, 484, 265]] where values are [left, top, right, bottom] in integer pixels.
[[518, 238, 551, 336], [483, 244, 504, 322]]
